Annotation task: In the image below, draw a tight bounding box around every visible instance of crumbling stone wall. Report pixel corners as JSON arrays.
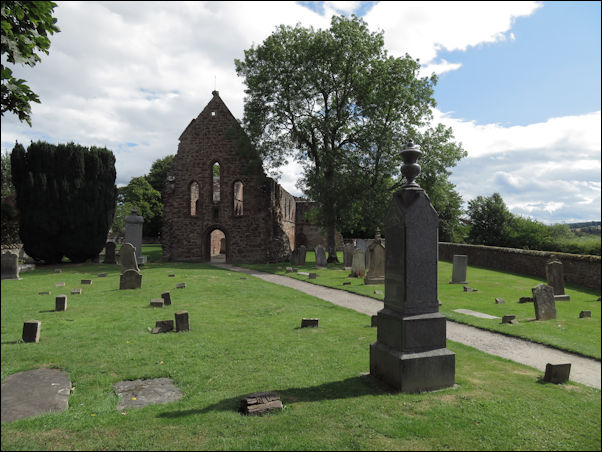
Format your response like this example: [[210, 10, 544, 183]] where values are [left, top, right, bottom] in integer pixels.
[[295, 201, 343, 251]]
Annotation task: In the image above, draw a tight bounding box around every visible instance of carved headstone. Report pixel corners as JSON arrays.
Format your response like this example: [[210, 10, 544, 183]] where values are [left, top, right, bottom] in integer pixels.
[[314, 244, 327, 268], [175, 311, 189, 332], [55, 295, 67, 311], [1, 250, 20, 280], [298, 245, 307, 265], [349, 249, 366, 278], [545, 256, 565, 296], [124, 208, 147, 265], [370, 141, 455, 393], [543, 363, 571, 384], [290, 248, 301, 266], [355, 239, 367, 252], [343, 243, 354, 269], [151, 320, 173, 333], [301, 318, 319, 328], [450, 255, 468, 284], [364, 242, 385, 285], [532, 284, 556, 320], [150, 298, 164, 308], [22, 321, 41, 343], [119, 243, 142, 290], [103, 241, 117, 264], [161, 291, 172, 306], [120, 269, 142, 290]]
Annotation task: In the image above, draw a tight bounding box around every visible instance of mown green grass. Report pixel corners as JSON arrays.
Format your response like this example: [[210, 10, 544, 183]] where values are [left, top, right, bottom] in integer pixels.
[[241, 252, 601, 360], [1, 248, 600, 451]]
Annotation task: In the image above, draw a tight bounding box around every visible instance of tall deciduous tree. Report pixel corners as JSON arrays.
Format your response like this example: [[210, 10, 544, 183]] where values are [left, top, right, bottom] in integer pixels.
[[466, 192, 514, 247], [235, 15, 465, 259], [1, 1, 60, 125], [10, 141, 116, 263]]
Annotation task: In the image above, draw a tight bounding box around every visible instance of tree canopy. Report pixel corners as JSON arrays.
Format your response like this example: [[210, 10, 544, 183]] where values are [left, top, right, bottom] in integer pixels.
[[235, 15, 465, 257], [1, 1, 60, 126]]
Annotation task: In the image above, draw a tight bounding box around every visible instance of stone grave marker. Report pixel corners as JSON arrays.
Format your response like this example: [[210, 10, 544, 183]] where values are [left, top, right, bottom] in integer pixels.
[[22, 321, 41, 343], [119, 243, 142, 290], [152, 320, 173, 334], [349, 249, 366, 278], [579, 310, 591, 318], [343, 281, 351, 285], [55, 282, 65, 287], [301, 318, 319, 328], [176, 282, 186, 289], [308, 273, 317, 279], [370, 141, 455, 393], [81, 279, 92, 285], [355, 239, 367, 252], [364, 242, 385, 285], [239, 391, 282, 416], [343, 243, 354, 269], [97, 273, 107, 277], [70, 288, 82, 295], [543, 363, 571, 384], [150, 298, 164, 308], [161, 291, 172, 306], [314, 244, 327, 268], [502, 315, 517, 324], [114, 378, 182, 410], [285, 267, 293, 273], [124, 208, 147, 265], [175, 311, 189, 332], [103, 241, 117, 264], [371, 315, 378, 327], [519, 296, 533, 303], [463, 286, 478, 292], [1, 250, 20, 280], [55, 295, 67, 311], [450, 255, 468, 284], [532, 284, 556, 320], [495, 298, 506, 304], [298, 245, 307, 265], [546, 256, 567, 299]]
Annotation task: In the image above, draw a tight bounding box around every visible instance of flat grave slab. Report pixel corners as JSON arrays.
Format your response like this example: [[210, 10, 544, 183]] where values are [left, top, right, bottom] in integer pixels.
[[453, 309, 500, 320], [114, 378, 182, 410], [1, 368, 71, 423]]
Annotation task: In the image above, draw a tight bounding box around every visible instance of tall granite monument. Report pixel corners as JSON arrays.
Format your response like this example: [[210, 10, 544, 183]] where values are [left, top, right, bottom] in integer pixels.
[[124, 207, 147, 265], [370, 141, 455, 393]]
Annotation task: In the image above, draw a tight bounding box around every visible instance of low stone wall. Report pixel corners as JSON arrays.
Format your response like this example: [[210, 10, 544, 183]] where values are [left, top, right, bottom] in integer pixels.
[[438, 242, 601, 292]]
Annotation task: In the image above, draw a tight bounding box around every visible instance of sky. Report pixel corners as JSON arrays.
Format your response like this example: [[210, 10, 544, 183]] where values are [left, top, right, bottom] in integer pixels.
[[1, 1, 600, 225]]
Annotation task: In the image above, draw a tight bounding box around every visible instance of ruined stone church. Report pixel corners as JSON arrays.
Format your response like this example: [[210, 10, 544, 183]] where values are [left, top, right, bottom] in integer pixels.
[[161, 91, 340, 263]]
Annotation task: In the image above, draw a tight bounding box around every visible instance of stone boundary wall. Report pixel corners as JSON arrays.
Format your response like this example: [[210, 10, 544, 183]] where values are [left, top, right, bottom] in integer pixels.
[[439, 242, 601, 292]]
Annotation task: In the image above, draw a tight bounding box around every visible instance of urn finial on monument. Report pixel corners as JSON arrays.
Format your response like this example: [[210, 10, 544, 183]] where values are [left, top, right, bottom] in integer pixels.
[[400, 140, 422, 189]]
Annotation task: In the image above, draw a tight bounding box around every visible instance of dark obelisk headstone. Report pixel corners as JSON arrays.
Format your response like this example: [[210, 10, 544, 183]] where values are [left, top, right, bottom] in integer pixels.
[[124, 207, 147, 265], [370, 141, 455, 393], [103, 241, 117, 264]]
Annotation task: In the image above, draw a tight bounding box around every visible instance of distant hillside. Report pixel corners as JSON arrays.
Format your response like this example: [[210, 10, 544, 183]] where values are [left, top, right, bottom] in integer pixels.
[[568, 221, 601, 236], [568, 221, 601, 229]]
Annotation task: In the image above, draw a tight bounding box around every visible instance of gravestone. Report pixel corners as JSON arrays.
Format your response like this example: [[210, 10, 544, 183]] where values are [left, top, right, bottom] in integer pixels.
[[70, 288, 82, 295], [364, 242, 385, 285], [239, 392, 282, 416], [370, 141, 455, 393], [119, 243, 142, 289], [343, 243, 354, 269], [161, 291, 172, 306], [355, 239, 367, 252], [290, 248, 301, 266], [103, 241, 117, 264], [152, 320, 173, 333], [176, 282, 186, 289], [55, 295, 67, 311], [449, 255, 467, 284], [314, 244, 327, 268], [495, 298, 506, 304], [124, 208, 147, 265], [579, 310, 591, 318], [175, 311, 189, 332], [150, 298, 164, 308], [301, 318, 319, 328], [545, 256, 565, 296], [22, 321, 41, 343], [81, 279, 92, 285], [308, 273, 317, 279], [519, 296, 533, 303], [113, 378, 182, 410], [365, 230, 383, 271], [1, 250, 20, 280], [532, 284, 556, 321], [349, 249, 366, 278], [543, 363, 571, 384], [502, 315, 517, 324], [298, 245, 307, 265]]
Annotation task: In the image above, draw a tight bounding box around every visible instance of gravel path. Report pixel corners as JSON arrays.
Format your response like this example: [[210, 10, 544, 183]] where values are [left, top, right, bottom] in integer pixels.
[[215, 263, 601, 389]]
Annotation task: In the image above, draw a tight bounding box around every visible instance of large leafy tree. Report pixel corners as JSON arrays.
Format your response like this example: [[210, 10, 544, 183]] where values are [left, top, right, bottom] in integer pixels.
[[116, 176, 162, 239], [466, 192, 514, 247], [1, 1, 60, 126], [145, 155, 174, 195], [10, 141, 117, 263], [235, 15, 465, 259]]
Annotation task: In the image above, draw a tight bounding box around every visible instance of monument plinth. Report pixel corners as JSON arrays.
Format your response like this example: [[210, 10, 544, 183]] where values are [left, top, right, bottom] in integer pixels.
[[370, 141, 455, 393]]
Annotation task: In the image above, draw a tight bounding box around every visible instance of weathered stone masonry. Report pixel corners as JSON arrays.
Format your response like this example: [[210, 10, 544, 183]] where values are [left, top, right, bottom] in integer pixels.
[[161, 91, 336, 264]]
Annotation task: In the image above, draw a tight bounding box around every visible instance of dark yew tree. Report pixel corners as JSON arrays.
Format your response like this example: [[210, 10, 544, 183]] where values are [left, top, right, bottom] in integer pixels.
[[10, 141, 117, 263], [236, 15, 465, 259]]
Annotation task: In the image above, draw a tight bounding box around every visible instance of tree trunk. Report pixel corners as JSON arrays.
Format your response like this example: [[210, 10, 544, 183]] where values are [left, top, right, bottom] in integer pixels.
[[326, 215, 338, 263]]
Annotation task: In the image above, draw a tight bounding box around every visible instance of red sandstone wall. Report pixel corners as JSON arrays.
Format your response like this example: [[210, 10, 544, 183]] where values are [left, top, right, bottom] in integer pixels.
[[439, 242, 601, 292]]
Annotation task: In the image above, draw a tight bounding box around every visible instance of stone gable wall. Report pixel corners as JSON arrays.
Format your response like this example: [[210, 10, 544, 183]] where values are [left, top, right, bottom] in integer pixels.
[[439, 242, 601, 291]]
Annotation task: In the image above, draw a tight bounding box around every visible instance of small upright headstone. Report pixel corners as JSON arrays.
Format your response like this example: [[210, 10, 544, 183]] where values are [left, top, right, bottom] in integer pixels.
[[463, 286, 478, 292], [55, 295, 67, 311], [579, 310, 591, 318], [81, 279, 92, 285], [150, 298, 164, 308], [343, 243, 354, 269], [298, 245, 307, 265], [314, 245, 327, 268], [175, 311, 189, 332], [532, 284, 556, 320], [285, 267, 293, 273], [22, 321, 41, 343], [301, 318, 319, 328], [355, 239, 367, 252], [1, 250, 20, 280], [176, 282, 186, 289], [502, 315, 517, 324], [124, 208, 147, 265], [543, 363, 571, 384], [70, 288, 82, 295], [308, 273, 317, 279], [151, 320, 173, 334], [103, 241, 117, 264], [161, 291, 172, 306], [495, 298, 506, 304], [119, 243, 142, 290], [545, 256, 565, 296], [364, 242, 385, 285], [349, 249, 366, 278], [450, 255, 468, 284], [290, 248, 300, 266]]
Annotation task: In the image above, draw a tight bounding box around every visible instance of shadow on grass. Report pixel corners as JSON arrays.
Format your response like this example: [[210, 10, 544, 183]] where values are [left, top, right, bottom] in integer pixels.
[[157, 374, 388, 419]]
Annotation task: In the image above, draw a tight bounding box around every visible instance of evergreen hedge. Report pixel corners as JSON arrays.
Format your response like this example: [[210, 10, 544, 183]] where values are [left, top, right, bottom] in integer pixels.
[[10, 141, 117, 263]]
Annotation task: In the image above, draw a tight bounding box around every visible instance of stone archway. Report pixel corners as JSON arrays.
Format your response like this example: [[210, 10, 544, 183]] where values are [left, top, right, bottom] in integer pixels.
[[205, 226, 227, 263]]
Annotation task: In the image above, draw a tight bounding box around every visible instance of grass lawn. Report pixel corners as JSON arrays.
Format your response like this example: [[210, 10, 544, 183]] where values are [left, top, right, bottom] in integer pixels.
[[241, 252, 602, 360], [1, 247, 600, 450]]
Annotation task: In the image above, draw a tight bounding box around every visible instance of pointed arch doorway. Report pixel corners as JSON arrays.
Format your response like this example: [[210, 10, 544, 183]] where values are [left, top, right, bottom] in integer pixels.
[[207, 227, 227, 263]]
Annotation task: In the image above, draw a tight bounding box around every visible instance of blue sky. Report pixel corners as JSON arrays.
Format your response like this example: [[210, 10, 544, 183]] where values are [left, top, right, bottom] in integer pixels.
[[1, 1, 600, 225]]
